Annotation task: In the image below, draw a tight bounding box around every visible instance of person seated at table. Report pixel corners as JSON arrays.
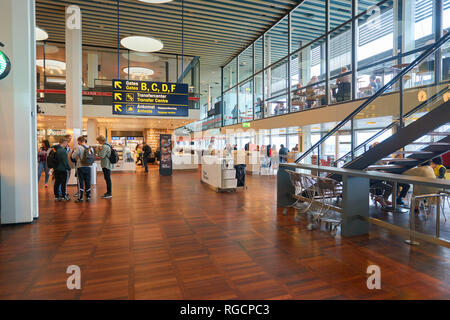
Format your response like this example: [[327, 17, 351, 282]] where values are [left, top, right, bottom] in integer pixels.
[[306, 76, 318, 108], [403, 161, 439, 212], [375, 78, 382, 91], [334, 67, 351, 102], [431, 156, 446, 179], [369, 76, 377, 93], [274, 103, 281, 115]]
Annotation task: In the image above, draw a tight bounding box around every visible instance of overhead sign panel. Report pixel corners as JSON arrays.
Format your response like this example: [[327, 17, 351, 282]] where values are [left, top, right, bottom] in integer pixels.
[[112, 79, 189, 117]]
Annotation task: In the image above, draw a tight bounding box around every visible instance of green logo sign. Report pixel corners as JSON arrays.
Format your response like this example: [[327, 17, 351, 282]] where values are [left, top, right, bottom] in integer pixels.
[[242, 122, 251, 128], [0, 50, 11, 80]]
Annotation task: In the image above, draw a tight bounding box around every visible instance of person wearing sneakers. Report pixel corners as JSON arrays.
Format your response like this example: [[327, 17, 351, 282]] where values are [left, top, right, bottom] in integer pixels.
[[70, 136, 95, 203], [96, 135, 113, 199], [38, 139, 51, 188], [52, 137, 71, 201]]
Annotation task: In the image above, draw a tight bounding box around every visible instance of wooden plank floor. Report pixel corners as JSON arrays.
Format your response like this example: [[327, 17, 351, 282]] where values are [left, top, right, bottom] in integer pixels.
[[0, 166, 449, 300]]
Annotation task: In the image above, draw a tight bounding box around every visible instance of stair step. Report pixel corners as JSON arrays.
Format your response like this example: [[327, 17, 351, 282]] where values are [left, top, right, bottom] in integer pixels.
[[392, 151, 433, 155], [380, 158, 418, 162], [426, 131, 450, 136], [409, 142, 450, 146], [367, 164, 404, 171]]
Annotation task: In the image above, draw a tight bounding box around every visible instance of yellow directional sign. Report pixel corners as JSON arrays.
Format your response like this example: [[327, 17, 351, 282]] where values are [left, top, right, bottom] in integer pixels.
[[114, 92, 122, 101], [114, 81, 122, 89], [126, 93, 134, 102], [114, 105, 122, 112]]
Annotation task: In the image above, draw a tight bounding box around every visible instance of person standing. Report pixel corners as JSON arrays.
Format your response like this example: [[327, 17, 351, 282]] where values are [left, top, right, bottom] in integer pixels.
[[279, 144, 288, 163], [53, 137, 71, 201], [58, 134, 73, 198], [70, 136, 94, 203], [38, 139, 51, 187], [135, 144, 143, 166], [96, 135, 113, 199], [142, 142, 152, 173]]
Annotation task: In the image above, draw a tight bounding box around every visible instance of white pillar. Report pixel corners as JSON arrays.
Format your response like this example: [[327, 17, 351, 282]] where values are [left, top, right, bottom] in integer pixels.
[[0, 0, 38, 224], [65, 5, 83, 147], [87, 119, 97, 145], [87, 53, 98, 89]]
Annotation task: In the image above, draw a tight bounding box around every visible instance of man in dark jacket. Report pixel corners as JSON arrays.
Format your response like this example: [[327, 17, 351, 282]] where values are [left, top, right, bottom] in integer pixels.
[[142, 143, 152, 173], [279, 144, 289, 163], [53, 137, 71, 201]]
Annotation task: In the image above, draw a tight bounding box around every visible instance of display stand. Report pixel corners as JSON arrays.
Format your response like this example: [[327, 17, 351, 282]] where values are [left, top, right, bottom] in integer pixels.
[[173, 153, 198, 170], [201, 156, 237, 192], [245, 151, 260, 175]]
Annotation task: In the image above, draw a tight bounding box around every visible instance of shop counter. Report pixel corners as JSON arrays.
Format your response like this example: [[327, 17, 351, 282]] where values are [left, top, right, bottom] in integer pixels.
[[173, 153, 199, 170], [245, 151, 260, 175], [201, 156, 237, 192]]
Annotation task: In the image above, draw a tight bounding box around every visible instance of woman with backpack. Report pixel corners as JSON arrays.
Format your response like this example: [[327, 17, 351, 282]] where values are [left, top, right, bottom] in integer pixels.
[[38, 139, 51, 187]]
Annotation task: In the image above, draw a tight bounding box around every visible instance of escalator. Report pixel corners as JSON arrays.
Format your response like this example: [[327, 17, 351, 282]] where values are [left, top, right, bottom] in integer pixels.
[[296, 32, 450, 175]]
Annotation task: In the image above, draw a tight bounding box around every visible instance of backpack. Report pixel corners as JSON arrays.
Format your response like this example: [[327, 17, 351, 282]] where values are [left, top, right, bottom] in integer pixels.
[[47, 148, 59, 169], [106, 143, 119, 164], [81, 145, 95, 166]]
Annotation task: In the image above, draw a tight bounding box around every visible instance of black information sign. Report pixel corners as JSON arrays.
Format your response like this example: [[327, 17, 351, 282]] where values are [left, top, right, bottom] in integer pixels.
[[112, 79, 189, 117], [159, 134, 173, 176]]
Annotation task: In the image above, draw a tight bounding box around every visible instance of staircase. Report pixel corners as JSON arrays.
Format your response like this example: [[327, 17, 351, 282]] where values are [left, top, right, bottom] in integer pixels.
[[296, 32, 450, 176], [345, 100, 450, 174]]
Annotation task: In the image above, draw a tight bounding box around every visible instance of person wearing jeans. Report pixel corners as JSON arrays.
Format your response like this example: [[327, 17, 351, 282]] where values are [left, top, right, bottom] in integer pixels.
[[96, 135, 113, 199], [70, 136, 93, 202], [38, 139, 51, 187], [53, 137, 71, 201]]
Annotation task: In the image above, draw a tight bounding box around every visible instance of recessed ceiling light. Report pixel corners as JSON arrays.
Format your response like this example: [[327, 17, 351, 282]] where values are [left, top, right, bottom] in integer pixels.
[[123, 67, 154, 76], [36, 27, 48, 41], [138, 0, 173, 3], [121, 36, 163, 53]]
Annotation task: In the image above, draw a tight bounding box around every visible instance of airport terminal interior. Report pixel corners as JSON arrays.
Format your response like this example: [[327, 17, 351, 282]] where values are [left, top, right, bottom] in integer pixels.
[[0, 0, 450, 300]]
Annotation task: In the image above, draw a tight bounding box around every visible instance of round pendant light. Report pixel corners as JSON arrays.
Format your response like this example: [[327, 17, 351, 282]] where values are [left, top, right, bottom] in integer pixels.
[[36, 59, 66, 71], [123, 67, 154, 77], [36, 27, 48, 41], [138, 0, 174, 3], [121, 36, 163, 53], [122, 52, 160, 63]]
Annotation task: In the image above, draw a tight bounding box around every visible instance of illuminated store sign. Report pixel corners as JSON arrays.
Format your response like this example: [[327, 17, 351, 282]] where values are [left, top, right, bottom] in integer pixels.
[[112, 79, 189, 117]]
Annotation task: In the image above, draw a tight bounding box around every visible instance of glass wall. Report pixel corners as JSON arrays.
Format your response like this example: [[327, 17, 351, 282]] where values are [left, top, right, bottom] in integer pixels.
[[36, 42, 200, 108], [221, 0, 448, 126]]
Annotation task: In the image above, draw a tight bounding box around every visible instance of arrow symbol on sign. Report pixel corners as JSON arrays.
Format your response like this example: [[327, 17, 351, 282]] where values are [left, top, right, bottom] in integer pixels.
[[114, 81, 122, 89], [114, 93, 122, 100], [114, 105, 122, 112]]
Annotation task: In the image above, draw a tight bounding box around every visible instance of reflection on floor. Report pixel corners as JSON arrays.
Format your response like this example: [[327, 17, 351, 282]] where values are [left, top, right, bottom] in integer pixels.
[[0, 167, 449, 299], [370, 200, 450, 242]]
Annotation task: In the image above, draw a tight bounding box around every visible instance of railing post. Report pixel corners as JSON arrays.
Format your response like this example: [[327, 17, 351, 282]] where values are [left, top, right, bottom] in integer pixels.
[[436, 196, 441, 238], [351, 118, 355, 160], [405, 196, 420, 246], [399, 75, 404, 128]]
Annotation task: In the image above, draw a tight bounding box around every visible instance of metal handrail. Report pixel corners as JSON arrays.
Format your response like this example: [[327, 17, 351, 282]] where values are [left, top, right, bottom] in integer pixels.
[[332, 85, 449, 166], [295, 32, 450, 163]]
